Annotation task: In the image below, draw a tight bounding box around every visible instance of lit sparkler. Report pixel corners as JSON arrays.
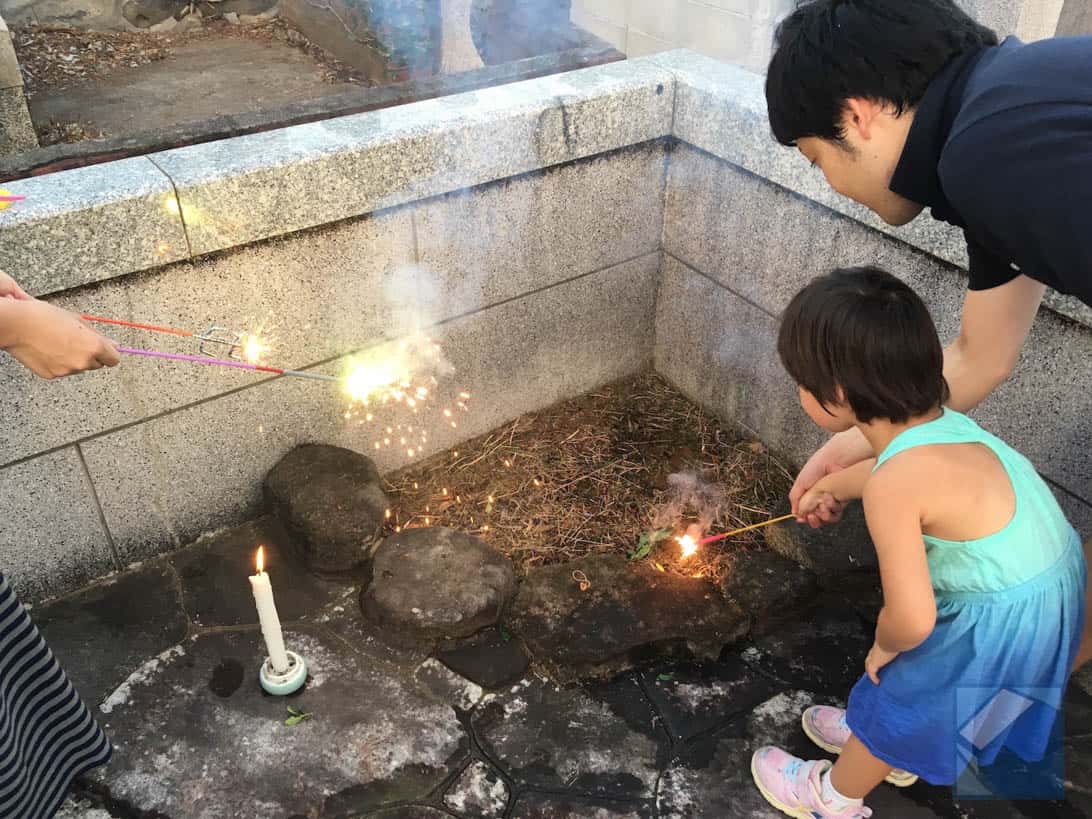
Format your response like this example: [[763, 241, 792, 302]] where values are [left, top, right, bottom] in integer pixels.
[[677, 534, 699, 560]]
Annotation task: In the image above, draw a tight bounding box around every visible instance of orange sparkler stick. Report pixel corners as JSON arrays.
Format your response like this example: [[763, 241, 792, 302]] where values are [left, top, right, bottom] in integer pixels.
[[81, 314, 194, 337], [699, 513, 795, 546]]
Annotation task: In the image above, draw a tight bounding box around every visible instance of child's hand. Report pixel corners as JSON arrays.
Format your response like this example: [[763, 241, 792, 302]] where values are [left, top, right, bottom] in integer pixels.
[[865, 641, 899, 684], [797, 485, 839, 526], [0, 271, 30, 300]]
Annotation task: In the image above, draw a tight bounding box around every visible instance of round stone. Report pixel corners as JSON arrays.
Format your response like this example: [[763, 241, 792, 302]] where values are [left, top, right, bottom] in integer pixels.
[[362, 528, 516, 644]]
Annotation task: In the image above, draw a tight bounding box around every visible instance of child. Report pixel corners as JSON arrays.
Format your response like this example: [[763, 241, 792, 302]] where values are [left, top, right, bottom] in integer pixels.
[[750, 267, 1087, 817]]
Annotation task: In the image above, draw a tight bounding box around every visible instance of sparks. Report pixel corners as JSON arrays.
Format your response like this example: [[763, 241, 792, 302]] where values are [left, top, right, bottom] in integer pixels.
[[385, 508, 391, 520], [677, 534, 699, 560], [240, 330, 273, 364]]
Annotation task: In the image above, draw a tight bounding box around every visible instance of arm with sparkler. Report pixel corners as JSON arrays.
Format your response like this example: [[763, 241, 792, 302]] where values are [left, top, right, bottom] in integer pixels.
[[0, 274, 120, 379], [796, 457, 877, 523]]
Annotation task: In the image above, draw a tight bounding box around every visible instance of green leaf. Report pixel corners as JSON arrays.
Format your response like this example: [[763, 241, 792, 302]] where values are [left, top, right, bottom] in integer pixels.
[[498, 625, 513, 643], [630, 528, 673, 561], [286, 705, 302, 716], [657, 673, 674, 682], [284, 705, 312, 726]]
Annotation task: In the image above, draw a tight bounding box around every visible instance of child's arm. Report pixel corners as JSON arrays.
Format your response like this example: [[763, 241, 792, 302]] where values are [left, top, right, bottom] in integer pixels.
[[862, 465, 937, 656], [796, 458, 877, 520]]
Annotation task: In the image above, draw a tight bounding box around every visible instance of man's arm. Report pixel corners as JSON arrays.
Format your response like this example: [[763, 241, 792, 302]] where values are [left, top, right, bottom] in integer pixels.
[[944, 271, 1045, 412]]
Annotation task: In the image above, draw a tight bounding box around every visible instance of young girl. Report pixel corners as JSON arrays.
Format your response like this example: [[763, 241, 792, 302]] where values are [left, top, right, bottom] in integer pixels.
[[750, 267, 1087, 818]]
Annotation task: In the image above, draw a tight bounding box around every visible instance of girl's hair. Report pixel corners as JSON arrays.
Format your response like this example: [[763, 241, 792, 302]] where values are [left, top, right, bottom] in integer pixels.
[[778, 266, 950, 423]]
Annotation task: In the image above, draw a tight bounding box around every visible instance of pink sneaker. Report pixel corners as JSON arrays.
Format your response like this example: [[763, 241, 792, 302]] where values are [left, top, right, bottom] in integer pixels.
[[750, 747, 872, 818], [801, 706, 918, 787]]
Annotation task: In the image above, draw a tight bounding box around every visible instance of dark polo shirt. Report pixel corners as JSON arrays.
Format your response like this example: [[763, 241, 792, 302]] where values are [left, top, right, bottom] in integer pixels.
[[889, 36, 1092, 305]]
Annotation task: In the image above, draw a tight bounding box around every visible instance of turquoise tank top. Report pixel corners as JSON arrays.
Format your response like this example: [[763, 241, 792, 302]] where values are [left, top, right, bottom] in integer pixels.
[[874, 409, 1077, 594]]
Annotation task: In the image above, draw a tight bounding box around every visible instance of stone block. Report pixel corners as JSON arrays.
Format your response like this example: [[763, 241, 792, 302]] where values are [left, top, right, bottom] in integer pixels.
[[0, 447, 117, 602], [0, 85, 35, 155], [0, 157, 188, 297], [0, 24, 24, 90], [570, 4, 628, 50], [0, 207, 414, 467], [654, 253, 825, 467], [149, 57, 674, 256], [415, 142, 665, 316], [80, 253, 659, 562]]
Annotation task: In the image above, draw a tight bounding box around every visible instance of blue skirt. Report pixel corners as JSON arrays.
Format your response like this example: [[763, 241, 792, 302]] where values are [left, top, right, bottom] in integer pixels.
[[846, 535, 1086, 785]]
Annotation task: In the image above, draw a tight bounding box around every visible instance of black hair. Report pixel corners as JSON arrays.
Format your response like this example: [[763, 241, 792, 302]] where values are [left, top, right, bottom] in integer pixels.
[[765, 0, 998, 145], [778, 266, 950, 424]]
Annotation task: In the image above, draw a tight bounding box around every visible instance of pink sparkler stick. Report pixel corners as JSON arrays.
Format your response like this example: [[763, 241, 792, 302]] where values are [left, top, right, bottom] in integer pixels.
[[117, 347, 339, 383]]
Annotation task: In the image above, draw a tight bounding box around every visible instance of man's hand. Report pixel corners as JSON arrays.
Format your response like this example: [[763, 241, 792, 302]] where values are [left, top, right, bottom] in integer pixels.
[[789, 428, 874, 528], [1, 299, 120, 379], [865, 641, 899, 684]]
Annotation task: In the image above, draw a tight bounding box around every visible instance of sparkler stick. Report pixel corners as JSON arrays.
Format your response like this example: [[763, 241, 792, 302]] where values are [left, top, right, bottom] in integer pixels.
[[81, 314, 194, 337], [699, 513, 795, 546], [117, 347, 339, 383]]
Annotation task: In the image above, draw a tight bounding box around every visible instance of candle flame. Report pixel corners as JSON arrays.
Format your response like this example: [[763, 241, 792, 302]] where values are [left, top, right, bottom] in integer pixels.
[[256, 545, 265, 574], [677, 534, 698, 560]]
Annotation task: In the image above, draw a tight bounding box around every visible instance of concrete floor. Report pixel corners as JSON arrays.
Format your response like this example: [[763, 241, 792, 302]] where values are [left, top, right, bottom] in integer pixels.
[[28, 36, 361, 138]]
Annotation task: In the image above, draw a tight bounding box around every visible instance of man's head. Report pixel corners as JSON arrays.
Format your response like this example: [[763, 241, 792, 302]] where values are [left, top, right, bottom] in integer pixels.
[[778, 267, 950, 430], [766, 0, 997, 225]]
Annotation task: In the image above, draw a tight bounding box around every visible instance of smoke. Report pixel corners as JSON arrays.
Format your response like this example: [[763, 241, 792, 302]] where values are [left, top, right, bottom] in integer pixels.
[[651, 470, 730, 534]]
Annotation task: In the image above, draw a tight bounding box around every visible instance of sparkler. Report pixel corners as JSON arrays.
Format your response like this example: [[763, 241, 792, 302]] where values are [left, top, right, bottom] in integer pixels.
[[698, 513, 795, 546], [115, 347, 338, 382]]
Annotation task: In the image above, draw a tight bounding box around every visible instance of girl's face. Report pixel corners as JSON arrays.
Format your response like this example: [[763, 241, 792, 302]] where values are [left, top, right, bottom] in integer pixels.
[[798, 386, 855, 433]]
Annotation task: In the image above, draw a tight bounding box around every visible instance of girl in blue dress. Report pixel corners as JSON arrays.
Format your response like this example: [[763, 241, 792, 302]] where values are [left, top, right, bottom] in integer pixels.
[[751, 267, 1087, 818]]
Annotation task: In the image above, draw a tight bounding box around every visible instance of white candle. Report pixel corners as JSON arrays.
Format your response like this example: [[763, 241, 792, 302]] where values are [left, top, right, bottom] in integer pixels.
[[249, 546, 290, 674]]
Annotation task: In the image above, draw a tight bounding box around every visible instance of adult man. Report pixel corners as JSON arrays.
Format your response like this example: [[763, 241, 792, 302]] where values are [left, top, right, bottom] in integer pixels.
[[764, 0, 1092, 664]]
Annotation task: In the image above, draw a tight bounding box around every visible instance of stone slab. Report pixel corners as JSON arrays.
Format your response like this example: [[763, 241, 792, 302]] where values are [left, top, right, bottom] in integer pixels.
[[434, 626, 530, 689], [150, 57, 674, 256], [442, 760, 509, 817], [654, 254, 826, 469], [34, 561, 189, 705], [91, 626, 469, 818], [509, 794, 652, 817], [81, 253, 658, 563], [415, 141, 666, 316], [0, 206, 414, 467], [0, 157, 188, 297], [0, 85, 35, 157], [475, 676, 661, 798], [0, 446, 117, 602], [650, 49, 1092, 329], [168, 515, 352, 627]]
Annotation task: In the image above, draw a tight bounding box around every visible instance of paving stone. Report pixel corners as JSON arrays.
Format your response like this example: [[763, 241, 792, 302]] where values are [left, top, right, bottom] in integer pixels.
[[169, 515, 351, 627], [585, 673, 672, 767], [312, 590, 430, 670], [638, 652, 779, 743], [414, 658, 484, 711], [443, 760, 509, 817], [434, 626, 530, 689], [506, 554, 749, 683], [476, 676, 660, 799], [34, 562, 188, 706], [659, 689, 943, 818], [265, 444, 389, 575], [361, 808, 452, 818], [741, 603, 872, 696], [362, 527, 517, 645], [508, 794, 652, 818], [718, 548, 819, 635], [91, 626, 468, 818]]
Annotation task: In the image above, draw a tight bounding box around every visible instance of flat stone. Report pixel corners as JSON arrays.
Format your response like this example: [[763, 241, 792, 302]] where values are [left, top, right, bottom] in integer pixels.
[[311, 590, 429, 670], [121, 0, 181, 26], [149, 57, 674, 256], [763, 500, 877, 576], [414, 658, 484, 710], [475, 676, 660, 799], [741, 604, 872, 697], [658, 689, 943, 818], [55, 797, 112, 818], [34, 561, 188, 706], [0, 447, 117, 603], [362, 527, 516, 644], [718, 547, 819, 633], [169, 515, 351, 626], [363, 808, 451, 819], [442, 760, 509, 817], [434, 626, 530, 689], [0, 86, 36, 155], [91, 626, 468, 817], [0, 156, 189, 298], [508, 794, 652, 818], [264, 444, 389, 575], [584, 672, 671, 766], [506, 554, 749, 683], [638, 652, 779, 743]]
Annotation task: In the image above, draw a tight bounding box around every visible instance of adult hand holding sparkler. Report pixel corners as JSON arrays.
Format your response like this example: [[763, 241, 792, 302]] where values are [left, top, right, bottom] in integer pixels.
[[0, 274, 120, 379]]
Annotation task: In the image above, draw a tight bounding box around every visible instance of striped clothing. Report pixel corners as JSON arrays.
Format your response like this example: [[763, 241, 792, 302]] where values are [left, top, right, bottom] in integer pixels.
[[0, 573, 111, 818]]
